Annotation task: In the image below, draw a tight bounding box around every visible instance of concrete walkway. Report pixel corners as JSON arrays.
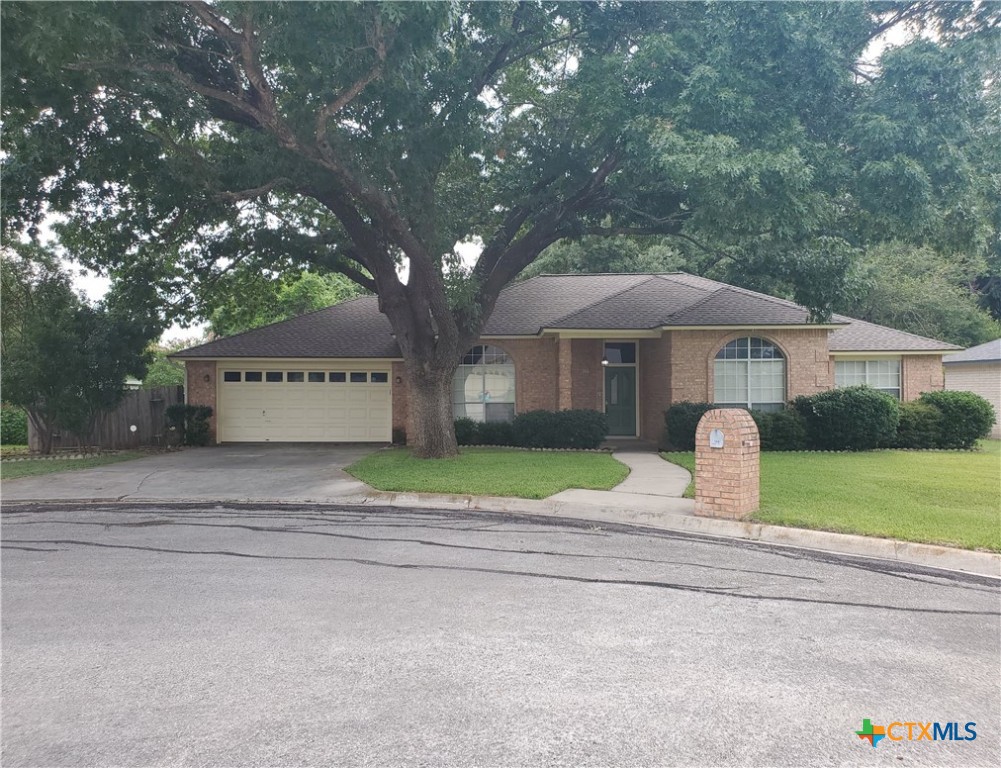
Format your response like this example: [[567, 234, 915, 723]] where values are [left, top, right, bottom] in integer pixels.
[[548, 449, 694, 514]]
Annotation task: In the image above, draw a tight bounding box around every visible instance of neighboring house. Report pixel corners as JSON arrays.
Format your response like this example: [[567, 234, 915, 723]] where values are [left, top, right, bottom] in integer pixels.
[[943, 339, 1001, 439], [173, 273, 959, 444]]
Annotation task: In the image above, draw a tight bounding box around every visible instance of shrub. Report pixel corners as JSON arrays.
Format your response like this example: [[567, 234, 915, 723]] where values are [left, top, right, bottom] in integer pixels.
[[894, 401, 943, 449], [750, 409, 808, 451], [558, 409, 609, 449], [918, 390, 995, 449], [1, 404, 29, 445], [792, 386, 899, 451], [512, 410, 561, 448], [454, 417, 478, 446], [511, 409, 608, 449], [476, 420, 516, 446], [166, 403, 213, 446], [664, 402, 716, 451]]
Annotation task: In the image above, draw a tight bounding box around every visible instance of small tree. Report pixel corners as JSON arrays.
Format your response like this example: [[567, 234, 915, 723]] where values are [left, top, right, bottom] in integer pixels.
[[0, 251, 154, 453]]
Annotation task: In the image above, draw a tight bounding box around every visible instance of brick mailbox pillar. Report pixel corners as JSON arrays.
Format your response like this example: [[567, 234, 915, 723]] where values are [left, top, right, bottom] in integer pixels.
[[694, 409, 760, 519]]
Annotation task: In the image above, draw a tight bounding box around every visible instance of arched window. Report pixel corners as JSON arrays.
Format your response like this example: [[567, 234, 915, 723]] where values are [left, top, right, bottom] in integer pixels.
[[453, 345, 516, 422], [713, 337, 786, 412]]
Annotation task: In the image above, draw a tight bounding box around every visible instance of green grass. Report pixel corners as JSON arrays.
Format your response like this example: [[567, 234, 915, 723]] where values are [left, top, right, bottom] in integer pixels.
[[661, 441, 1001, 551], [1, 451, 147, 480], [347, 447, 630, 500]]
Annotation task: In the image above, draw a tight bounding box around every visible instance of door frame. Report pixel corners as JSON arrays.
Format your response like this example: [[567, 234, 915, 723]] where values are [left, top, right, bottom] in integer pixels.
[[601, 340, 640, 437]]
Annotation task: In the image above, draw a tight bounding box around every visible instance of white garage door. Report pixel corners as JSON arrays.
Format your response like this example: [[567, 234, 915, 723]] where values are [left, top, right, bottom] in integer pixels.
[[217, 366, 392, 442]]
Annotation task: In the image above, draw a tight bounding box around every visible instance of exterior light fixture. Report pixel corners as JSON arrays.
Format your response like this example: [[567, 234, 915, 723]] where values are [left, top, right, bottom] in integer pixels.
[[601, 356, 609, 366]]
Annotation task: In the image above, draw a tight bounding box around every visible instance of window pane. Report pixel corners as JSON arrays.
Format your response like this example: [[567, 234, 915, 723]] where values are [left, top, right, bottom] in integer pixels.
[[223, 371, 241, 382], [453, 345, 516, 422], [287, 371, 304, 382], [308, 372, 325, 383], [265, 372, 283, 383], [603, 342, 636, 365], [350, 372, 367, 383], [330, 372, 346, 382], [370, 372, 389, 383], [244, 371, 263, 382]]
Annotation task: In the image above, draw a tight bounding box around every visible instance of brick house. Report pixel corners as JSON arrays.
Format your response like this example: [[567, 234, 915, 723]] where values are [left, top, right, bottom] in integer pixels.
[[174, 273, 959, 444]]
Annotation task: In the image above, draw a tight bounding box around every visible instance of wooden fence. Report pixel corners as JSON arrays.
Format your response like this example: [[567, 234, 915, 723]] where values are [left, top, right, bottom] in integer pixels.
[[28, 386, 184, 452]]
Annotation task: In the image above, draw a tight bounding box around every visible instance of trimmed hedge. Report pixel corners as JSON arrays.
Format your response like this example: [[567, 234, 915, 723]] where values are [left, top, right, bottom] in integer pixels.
[[1, 405, 29, 445], [918, 390, 995, 449], [792, 386, 899, 451], [457, 409, 608, 449], [894, 401, 943, 449], [750, 409, 808, 451], [166, 403, 213, 446], [664, 401, 717, 451]]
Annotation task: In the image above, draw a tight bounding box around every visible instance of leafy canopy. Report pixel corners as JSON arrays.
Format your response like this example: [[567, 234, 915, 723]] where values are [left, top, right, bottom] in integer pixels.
[[1, 248, 155, 452]]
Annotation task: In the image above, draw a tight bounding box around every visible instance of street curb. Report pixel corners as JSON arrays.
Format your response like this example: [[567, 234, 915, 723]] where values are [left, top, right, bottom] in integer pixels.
[[347, 491, 1001, 578], [4, 492, 999, 579]]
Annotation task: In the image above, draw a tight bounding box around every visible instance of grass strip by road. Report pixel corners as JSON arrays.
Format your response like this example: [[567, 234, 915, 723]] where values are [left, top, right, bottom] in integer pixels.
[[347, 446, 629, 500], [1, 451, 147, 480], [660, 440, 1001, 551]]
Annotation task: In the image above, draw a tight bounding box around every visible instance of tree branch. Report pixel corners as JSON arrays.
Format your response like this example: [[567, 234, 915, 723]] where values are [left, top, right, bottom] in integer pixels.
[[216, 178, 291, 203], [314, 16, 387, 150]]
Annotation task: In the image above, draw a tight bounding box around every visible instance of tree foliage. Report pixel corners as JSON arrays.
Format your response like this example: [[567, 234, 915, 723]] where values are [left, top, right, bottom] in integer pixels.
[[3, 1, 998, 455], [836, 242, 1001, 347], [0, 249, 154, 453], [208, 270, 364, 337]]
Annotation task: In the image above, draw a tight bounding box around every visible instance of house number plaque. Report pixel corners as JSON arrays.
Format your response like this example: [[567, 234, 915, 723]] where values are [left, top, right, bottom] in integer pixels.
[[709, 428, 725, 449]]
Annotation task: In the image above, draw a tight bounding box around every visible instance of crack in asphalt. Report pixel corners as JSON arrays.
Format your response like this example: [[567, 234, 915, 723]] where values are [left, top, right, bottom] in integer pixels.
[[3, 538, 997, 616], [3, 518, 825, 582]]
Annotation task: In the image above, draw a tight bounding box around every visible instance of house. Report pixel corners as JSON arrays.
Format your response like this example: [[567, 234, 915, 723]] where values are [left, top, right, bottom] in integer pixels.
[[173, 273, 959, 444], [943, 339, 1001, 438]]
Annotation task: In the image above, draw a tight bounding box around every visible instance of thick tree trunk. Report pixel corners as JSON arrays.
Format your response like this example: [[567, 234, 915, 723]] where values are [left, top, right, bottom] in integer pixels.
[[28, 409, 53, 455], [403, 354, 460, 458]]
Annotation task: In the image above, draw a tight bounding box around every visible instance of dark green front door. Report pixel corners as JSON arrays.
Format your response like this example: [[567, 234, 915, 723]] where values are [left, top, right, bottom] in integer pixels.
[[604, 366, 636, 436]]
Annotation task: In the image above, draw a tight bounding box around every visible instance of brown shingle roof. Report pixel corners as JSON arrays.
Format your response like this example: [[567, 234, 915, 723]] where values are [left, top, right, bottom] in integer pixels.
[[174, 272, 958, 358], [828, 316, 960, 353], [174, 297, 400, 358]]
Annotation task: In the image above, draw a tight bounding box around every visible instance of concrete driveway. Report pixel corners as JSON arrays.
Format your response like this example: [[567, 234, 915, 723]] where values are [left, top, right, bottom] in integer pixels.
[[0, 445, 378, 503], [2, 503, 999, 766]]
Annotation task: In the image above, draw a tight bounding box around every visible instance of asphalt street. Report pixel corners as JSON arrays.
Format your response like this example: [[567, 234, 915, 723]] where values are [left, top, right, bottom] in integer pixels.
[[2, 503, 999, 767]]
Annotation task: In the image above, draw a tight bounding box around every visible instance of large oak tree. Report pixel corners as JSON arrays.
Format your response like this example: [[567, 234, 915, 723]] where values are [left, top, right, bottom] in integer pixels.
[[3, 1, 997, 456]]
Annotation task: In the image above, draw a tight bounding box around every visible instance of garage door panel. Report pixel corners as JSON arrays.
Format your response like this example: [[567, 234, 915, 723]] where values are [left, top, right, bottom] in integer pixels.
[[219, 367, 392, 442]]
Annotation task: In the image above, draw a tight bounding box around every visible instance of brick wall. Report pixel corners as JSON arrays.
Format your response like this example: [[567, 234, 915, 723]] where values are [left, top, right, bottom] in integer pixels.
[[570, 338, 603, 411], [499, 337, 559, 413], [902, 355, 945, 401], [669, 328, 832, 405], [184, 360, 218, 443], [639, 335, 672, 443], [694, 408, 760, 519]]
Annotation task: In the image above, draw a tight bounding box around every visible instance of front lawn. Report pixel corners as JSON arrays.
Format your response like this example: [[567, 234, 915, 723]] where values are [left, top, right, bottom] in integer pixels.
[[347, 447, 629, 500], [1, 451, 147, 480], [661, 441, 1001, 551]]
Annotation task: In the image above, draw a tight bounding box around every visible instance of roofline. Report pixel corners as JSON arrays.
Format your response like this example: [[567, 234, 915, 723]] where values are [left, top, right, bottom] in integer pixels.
[[172, 354, 404, 362], [943, 357, 1001, 364], [829, 349, 953, 356], [660, 323, 844, 331]]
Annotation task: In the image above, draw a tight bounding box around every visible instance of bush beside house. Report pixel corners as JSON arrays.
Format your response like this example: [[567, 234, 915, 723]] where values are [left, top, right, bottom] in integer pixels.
[[165, 404, 214, 446], [917, 390, 996, 449], [792, 386, 900, 451], [661, 388, 995, 453], [455, 409, 608, 450]]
